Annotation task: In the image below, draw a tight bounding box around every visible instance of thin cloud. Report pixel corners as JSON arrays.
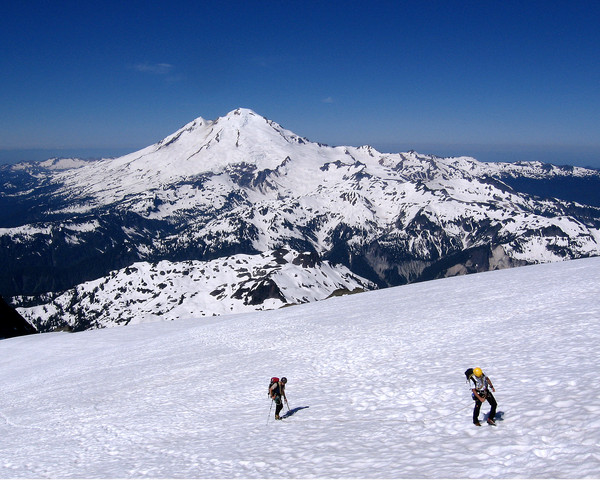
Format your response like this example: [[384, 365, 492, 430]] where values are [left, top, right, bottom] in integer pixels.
[[131, 63, 174, 75], [322, 97, 334, 104]]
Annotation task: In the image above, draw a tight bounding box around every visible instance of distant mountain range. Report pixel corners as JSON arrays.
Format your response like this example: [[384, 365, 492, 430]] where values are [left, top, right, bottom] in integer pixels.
[[2, 108, 599, 331]]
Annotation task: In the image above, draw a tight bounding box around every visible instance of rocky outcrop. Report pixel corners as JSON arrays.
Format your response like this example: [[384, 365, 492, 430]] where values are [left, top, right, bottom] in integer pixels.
[[0, 295, 37, 339]]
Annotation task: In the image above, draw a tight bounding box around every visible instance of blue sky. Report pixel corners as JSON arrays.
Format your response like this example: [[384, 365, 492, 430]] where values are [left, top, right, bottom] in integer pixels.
[[1, 1, 599, 167]]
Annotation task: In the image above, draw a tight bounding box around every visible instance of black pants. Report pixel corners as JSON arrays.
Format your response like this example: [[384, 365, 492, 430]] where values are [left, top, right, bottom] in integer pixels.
[[473, 392, 497, 423], [274, 395, 284, 417]]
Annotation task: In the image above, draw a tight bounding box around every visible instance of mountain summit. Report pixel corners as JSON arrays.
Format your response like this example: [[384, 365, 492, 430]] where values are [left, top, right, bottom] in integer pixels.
[[2, 109, 600, 330], [50, 108, 308, 207]]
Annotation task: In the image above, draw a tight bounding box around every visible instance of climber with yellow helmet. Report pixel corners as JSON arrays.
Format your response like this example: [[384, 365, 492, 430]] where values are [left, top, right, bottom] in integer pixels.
[[466, 367, 497, 426]]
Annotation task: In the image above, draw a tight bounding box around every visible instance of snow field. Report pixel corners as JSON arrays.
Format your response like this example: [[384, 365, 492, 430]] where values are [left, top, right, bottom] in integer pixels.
[[1, 257, 600, 478]]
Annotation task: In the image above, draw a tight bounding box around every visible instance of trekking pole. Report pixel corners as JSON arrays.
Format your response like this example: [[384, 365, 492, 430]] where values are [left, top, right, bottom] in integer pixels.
[[285, 398, 291, 412], [267, 399, 274, 425]]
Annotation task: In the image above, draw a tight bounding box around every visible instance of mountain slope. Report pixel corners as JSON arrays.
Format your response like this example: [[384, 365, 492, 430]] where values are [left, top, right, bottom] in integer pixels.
[[18, 248, 374, 331], [2, 108, 600, 328], [1, 258, 599, 478]]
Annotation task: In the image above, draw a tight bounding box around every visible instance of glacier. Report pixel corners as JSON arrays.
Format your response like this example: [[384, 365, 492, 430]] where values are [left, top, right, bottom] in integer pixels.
[[1, 257, 599, 478]]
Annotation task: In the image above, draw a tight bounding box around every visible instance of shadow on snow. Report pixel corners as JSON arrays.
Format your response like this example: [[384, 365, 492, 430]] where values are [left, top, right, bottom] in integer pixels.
[[282, 406, 310, 419]]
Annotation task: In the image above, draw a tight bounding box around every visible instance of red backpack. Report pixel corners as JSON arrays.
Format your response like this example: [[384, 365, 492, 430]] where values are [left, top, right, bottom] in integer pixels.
[[268, 377, 279, 396]]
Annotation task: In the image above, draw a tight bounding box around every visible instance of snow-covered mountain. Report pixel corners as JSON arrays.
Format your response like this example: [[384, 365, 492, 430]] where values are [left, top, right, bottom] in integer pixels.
[[1, 108, 600, 331], [19, 248, 373, 331], [1, 257, 599, 478]]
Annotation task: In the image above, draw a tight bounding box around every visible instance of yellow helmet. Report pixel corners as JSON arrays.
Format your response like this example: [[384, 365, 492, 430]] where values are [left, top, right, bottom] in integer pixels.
[[473, 367, 483, 377]]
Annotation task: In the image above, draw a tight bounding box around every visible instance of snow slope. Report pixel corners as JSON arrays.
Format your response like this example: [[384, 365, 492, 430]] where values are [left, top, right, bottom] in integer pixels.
[[1, 257, 600, 478]]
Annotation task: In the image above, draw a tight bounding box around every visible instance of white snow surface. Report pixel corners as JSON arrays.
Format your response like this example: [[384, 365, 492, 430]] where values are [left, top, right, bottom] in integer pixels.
[[2, 258, 600, 478]]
